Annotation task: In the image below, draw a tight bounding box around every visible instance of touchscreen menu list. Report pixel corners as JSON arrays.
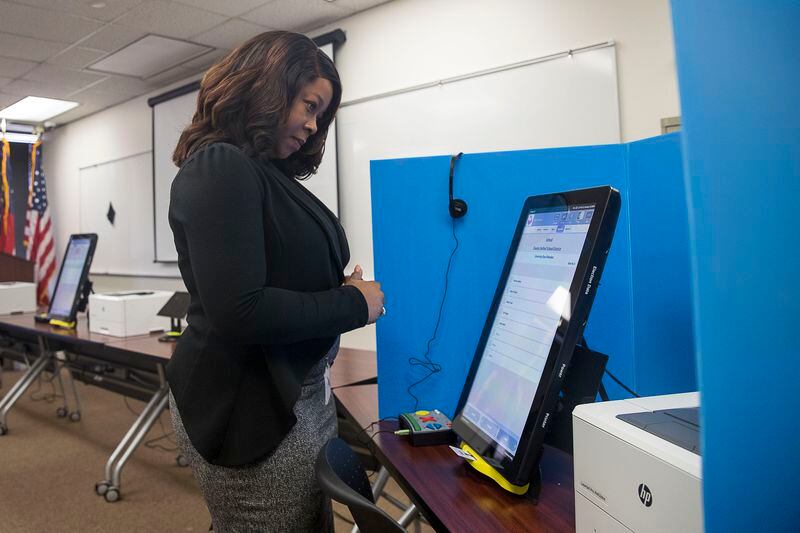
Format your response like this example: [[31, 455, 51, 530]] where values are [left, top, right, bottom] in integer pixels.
[[462, 205, 594, 458]]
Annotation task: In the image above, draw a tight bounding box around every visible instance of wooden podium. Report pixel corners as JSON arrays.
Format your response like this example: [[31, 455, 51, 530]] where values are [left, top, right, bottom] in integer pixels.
[[0, 253, 34, 283]]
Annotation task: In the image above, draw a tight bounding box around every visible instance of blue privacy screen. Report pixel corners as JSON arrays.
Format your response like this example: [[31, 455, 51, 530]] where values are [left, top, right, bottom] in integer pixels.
[[370, 133, 694, 418]]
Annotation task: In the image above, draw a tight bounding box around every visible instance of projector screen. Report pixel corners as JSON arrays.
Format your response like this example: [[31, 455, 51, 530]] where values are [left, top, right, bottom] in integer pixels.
[[150, 39, 341, 262]]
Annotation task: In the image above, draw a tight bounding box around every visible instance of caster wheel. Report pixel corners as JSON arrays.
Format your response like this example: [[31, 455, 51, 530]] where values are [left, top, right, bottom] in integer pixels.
[[56, 407, 67, 418], [69, 412, 81, 422], [95, 482, 109, 496], [0, 424, 7, 436], [105, 488, 120, 503], [176, 454, 189, 467]]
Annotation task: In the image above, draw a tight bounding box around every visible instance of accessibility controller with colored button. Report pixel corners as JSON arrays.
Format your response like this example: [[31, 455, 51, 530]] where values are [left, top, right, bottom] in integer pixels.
[[398, 409, 455, 446]]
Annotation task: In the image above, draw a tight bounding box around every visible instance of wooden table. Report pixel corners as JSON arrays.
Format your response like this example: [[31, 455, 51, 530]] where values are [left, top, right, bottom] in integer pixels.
[[0, 313, 378, 502], [334, 384, 576, 532], [330, 347, 377, 389], [0, 313, 175, 502]]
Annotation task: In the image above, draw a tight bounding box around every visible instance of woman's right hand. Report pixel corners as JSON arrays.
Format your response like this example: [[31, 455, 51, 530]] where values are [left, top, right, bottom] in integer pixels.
[[345, 264, 385, 324]]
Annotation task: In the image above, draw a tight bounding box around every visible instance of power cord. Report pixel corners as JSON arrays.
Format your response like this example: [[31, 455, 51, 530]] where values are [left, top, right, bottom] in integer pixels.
[[123, 395, 179, 452], [406, 216, 459, 410], [144, 416, 178, 452], [361, 416, 399, 436], [604, 368, 640, 398], [123, 395, 142, 415], [582, 335, 640, 398], [29, 372, 60, 403], [356, 416, 399, 449]]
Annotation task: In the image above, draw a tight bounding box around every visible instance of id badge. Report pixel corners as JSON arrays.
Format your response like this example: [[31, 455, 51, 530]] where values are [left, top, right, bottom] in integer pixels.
[[324, 363, 331, 405]]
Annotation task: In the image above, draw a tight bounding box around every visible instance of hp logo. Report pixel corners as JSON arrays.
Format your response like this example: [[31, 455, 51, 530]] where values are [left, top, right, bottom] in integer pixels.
[[638, 483, 653, 507]]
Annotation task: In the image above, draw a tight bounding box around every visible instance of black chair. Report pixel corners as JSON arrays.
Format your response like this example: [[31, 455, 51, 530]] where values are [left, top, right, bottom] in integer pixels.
[[336, 397, 380, 472], [316, 437, 405, 533]]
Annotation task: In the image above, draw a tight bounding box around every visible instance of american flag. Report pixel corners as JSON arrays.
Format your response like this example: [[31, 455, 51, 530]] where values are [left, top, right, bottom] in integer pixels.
[[24, 140, 56, 306]]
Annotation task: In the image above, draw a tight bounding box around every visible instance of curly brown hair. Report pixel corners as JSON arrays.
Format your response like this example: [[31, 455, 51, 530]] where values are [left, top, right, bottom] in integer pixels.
[[172, 31, 342, 179]]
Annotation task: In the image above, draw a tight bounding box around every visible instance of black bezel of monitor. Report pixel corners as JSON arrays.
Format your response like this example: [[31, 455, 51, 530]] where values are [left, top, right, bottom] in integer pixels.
[[47, 233, 98, 324], [452, 186, 620, 487]]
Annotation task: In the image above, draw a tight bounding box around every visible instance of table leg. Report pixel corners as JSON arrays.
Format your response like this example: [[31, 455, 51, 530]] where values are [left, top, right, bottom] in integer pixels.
[[0, 353, 50, 435], [94, 365, 169, 502], [398, 503, 419, 527], [110, 388, 168, 487], [53, 353, 82, 422], [95, 383, 168, 503]]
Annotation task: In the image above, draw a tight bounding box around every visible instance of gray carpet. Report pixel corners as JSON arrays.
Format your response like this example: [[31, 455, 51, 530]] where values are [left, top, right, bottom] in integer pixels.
[[0, 368, 427, 532]]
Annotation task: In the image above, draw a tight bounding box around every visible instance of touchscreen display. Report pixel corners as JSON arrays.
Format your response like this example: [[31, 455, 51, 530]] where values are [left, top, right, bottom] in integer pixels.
[[49, 237, 93, 318], [460, 204, 595, 458]]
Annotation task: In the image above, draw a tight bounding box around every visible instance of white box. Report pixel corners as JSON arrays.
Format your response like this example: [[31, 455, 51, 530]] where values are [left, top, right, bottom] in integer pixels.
[[0, 282, 36, 315], [89, 290, 173, 337], [573, 392, 703, 533]]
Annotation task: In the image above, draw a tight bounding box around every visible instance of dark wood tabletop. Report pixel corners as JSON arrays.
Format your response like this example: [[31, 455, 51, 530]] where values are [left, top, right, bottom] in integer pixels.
[[334, 384, 576, 533], [0, 312, 136, 346], [103, 332, 177, 362], [330, 347, 377, 389], [1, 313, 377, 388]]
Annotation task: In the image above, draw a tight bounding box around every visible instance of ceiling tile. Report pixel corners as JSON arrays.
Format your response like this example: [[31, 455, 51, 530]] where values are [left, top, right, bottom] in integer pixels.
[[0, 32, 67, 62], [47, 47, 108, 70], [242, 0, 349, 32], [22, 64, 105, 89], [48, 102, 104, 125], [116, 0, 228, 39], [181, 48, 229, 71], [145, 65, 198, 88], [173, 0, 269, 18], [0, 56, 38, 78], [87, 34, 211, 78], [10, 0, 146, 23], [0, 92, 24, 109], [2, 79, 76, 99], [90, 74, 155, 95], [67, 88, 134, 108], [0, 0, 104, 44], [192, 18, 272, 50], [77, 24, 148, 53], [333, 0, 393, 13]]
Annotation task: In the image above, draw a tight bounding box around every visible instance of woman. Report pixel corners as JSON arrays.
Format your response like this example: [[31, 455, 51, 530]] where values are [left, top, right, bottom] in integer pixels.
[[167, 31, 384, 531]]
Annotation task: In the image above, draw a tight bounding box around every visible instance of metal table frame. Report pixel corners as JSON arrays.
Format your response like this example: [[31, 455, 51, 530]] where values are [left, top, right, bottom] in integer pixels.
[[0, 320, 176, 503]]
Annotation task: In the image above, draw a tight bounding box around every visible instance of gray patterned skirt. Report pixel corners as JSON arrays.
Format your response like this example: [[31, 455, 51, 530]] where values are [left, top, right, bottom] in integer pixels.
[[169, 355, 337, 532]]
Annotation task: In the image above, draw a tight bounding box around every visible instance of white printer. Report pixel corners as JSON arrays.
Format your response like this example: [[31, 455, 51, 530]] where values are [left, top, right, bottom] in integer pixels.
[[0, 282, 36, 315], [573, 392, 703, 533], [89, 290, 173, 337]]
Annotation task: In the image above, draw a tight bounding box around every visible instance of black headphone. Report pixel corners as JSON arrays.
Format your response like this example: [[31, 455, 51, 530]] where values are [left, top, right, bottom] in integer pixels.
[[448, 152, 467, 218]]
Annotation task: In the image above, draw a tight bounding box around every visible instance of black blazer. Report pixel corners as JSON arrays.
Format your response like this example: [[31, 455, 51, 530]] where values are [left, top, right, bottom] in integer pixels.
[[167, 143, 368, 467]]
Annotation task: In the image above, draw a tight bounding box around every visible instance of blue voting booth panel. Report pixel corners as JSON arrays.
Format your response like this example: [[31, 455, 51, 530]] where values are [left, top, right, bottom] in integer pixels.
[[672, 2, 800, 531], [371, 133, 695, 419], [626, 134, 695, 395]]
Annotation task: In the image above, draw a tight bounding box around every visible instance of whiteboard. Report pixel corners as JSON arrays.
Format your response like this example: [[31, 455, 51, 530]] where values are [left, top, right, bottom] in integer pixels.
[[151, 42, 339, 262], [153, 91, 196, 262], [79, 152, 180, 277], [335, 45, 621, 273]]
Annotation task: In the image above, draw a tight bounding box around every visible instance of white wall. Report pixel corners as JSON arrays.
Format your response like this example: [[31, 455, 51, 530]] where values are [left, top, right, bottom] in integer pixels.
[[45, 82, 193, 295], [45, 0, 679, 349], [319, 0, 678, 141]]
